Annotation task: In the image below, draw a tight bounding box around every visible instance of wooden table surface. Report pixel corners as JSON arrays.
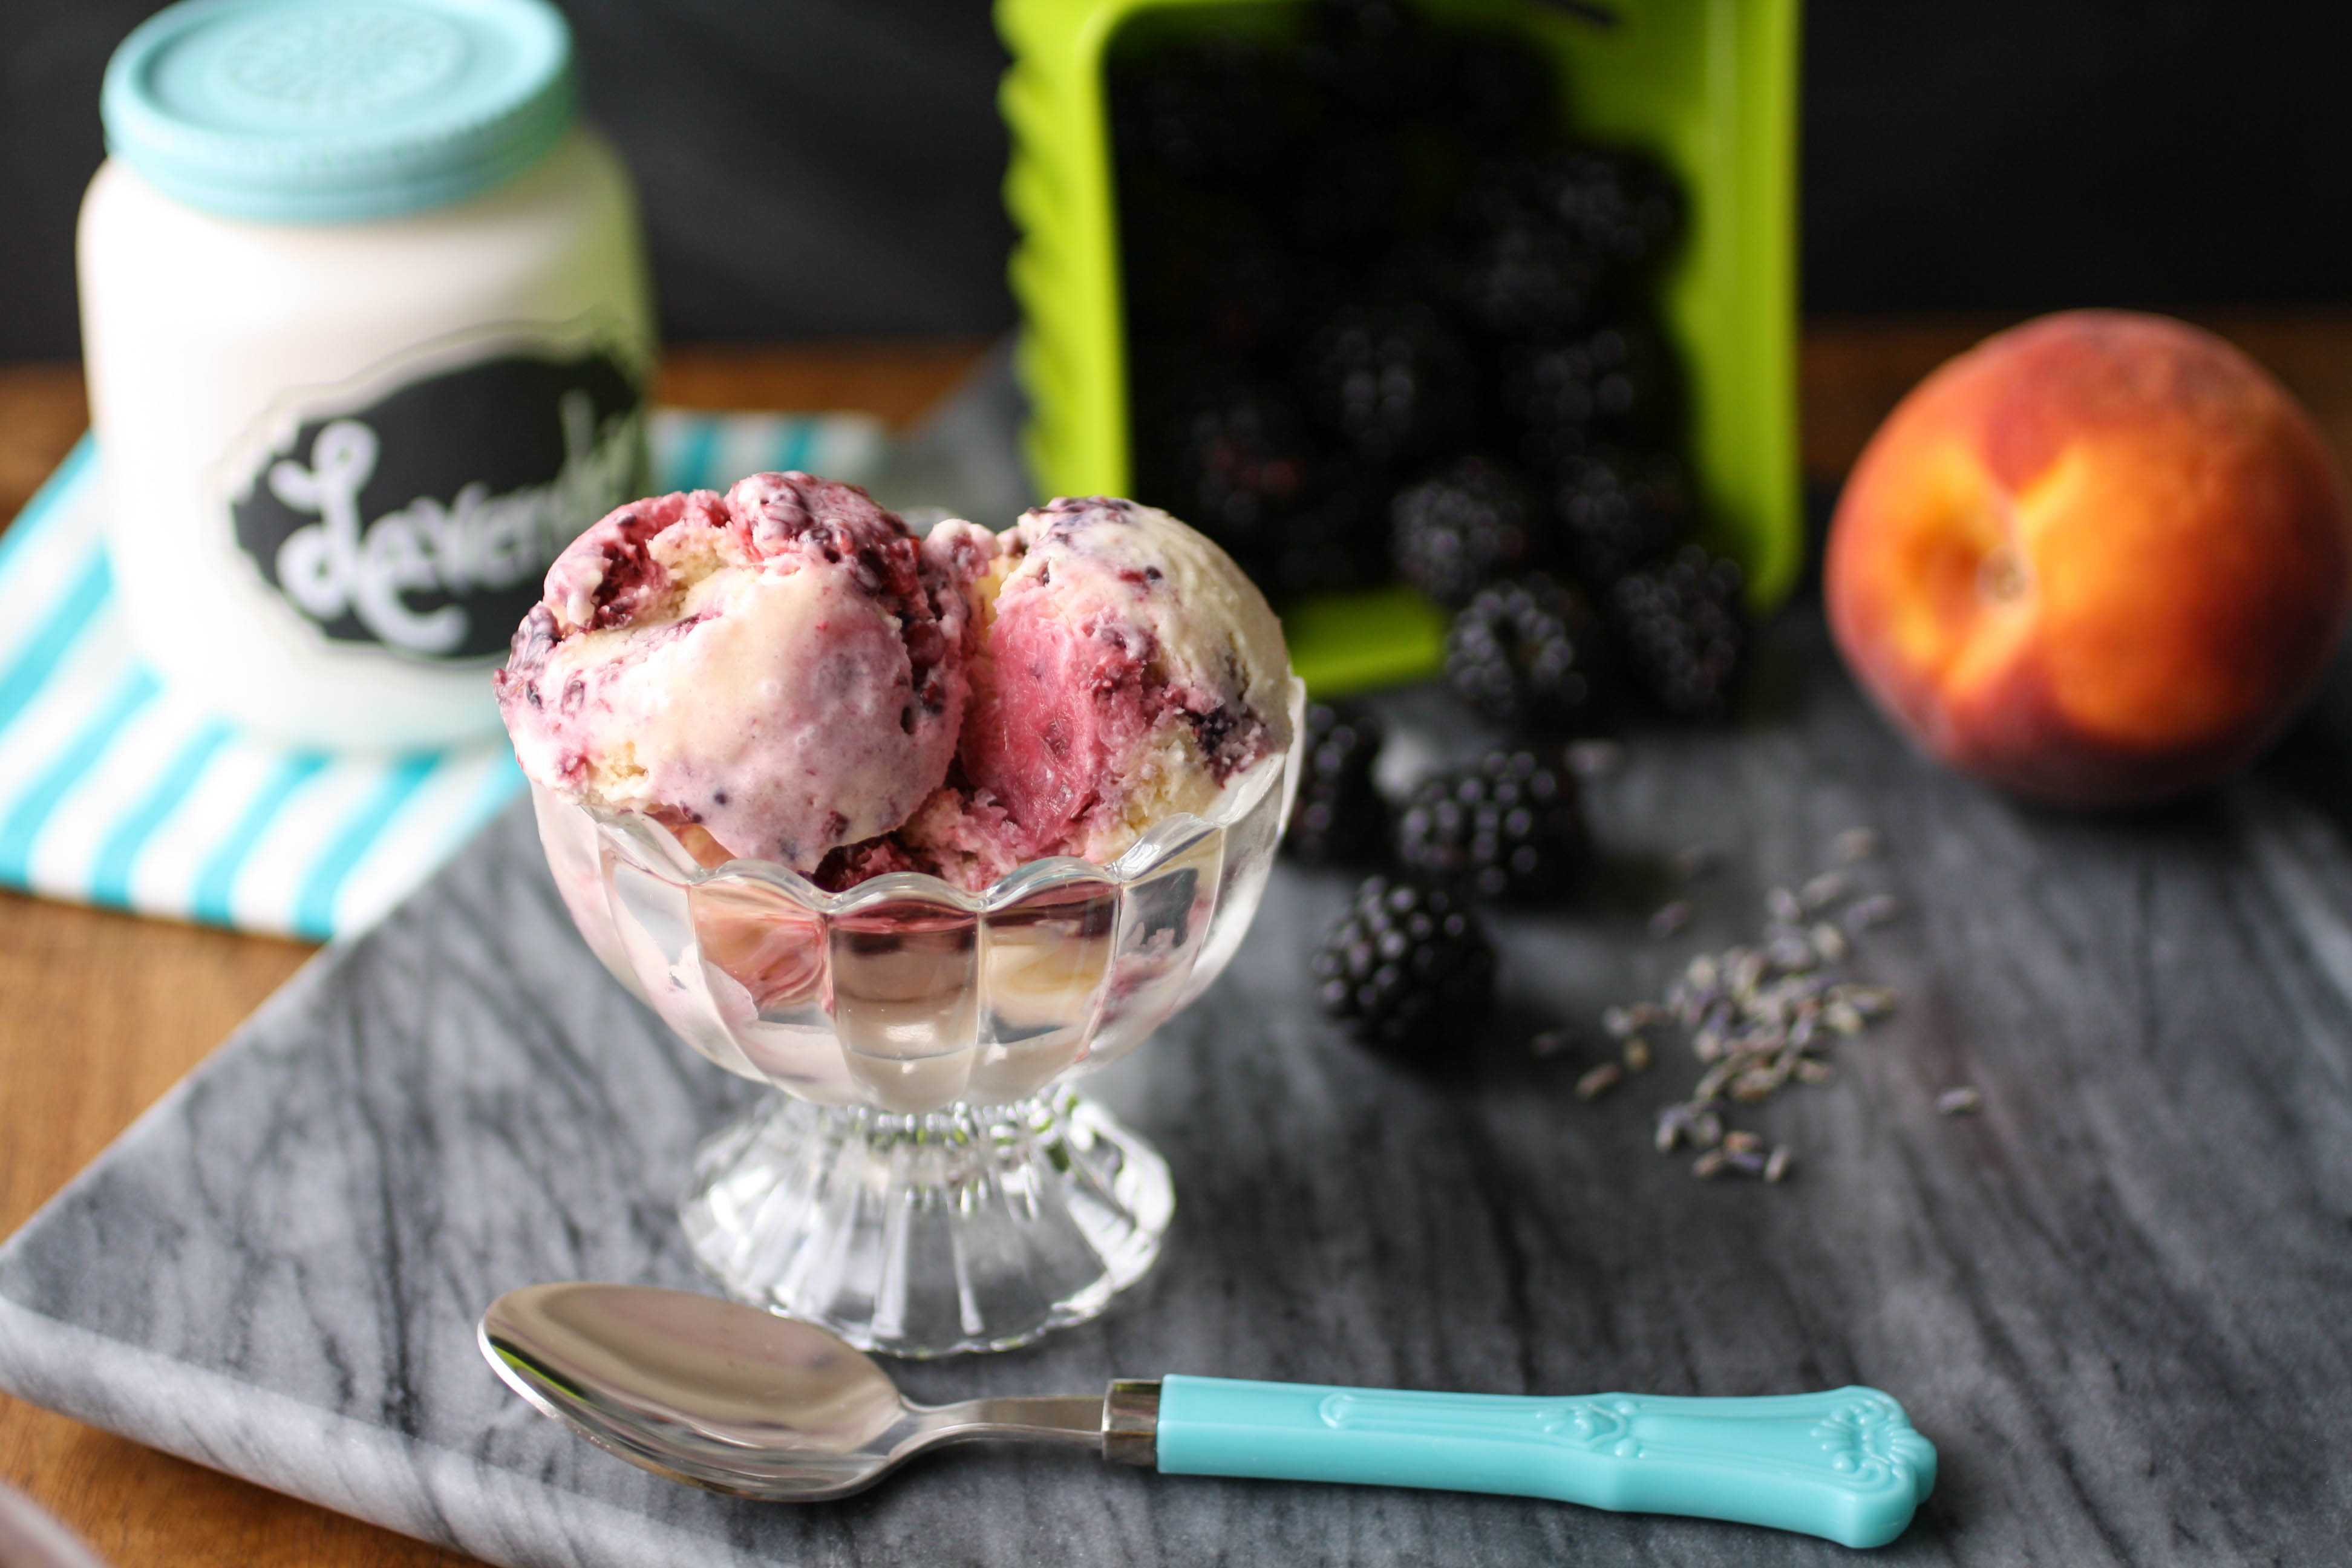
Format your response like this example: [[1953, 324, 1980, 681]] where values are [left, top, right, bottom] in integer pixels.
[[4, 312, 2351, 1567]]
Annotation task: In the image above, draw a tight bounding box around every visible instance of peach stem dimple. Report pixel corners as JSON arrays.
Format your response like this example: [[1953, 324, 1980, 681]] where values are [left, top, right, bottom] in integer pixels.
[[1976, 543, 2031, 604]]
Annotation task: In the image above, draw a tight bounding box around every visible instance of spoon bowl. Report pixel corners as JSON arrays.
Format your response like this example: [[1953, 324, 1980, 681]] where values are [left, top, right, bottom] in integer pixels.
[[480, 1283, 1106, 1500]]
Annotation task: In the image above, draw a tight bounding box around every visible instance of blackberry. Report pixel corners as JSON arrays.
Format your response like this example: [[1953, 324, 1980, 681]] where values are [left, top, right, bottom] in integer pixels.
[[1442, 148, 1685, 341], [1298, 302, 1478, 469], [1551, 447, 1693, 592], [1610, 544, 1748, 720], [1311, 874, 1497, 1056], [1396, 748, 1590, 903], [1284, 702, 1391, 865], [1390, 456, 1542, 609], [1445, 575, 1612, 733], [1440, 204, 1605, 343], [1498, 319, 1681, 469], [1518, 146, 1685, 273], [1132, 378, 1317, 580]]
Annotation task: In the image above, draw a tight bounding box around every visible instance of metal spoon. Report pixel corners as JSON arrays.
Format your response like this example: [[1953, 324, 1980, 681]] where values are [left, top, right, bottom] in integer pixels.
[[480, 1283, 1936, 1549], [480, 1281, 1126, 1501]]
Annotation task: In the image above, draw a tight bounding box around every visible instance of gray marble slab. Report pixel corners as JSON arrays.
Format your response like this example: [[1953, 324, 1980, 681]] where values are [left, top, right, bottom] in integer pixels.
[[4, 617, 2351, 1567]]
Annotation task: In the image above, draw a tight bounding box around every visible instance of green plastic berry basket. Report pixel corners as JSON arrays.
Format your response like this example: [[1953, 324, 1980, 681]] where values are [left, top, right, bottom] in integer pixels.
[[995, 0, 1800, 696]]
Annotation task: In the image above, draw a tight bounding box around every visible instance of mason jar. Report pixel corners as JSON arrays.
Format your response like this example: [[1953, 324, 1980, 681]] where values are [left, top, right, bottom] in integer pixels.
[[79, 0, 655, 748]]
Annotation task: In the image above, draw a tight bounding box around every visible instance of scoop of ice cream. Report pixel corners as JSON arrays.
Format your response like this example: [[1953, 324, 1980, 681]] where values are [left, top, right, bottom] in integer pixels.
[[905, 495, 1293, 884], [497, 472, 995, 873]]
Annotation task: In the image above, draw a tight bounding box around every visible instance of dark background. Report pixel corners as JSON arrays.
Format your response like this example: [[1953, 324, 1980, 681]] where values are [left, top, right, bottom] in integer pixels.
[[4, 0, 2348, 360]]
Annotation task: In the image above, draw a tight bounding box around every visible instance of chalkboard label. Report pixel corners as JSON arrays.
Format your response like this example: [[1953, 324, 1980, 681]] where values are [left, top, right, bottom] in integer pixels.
[[231, 349, 646, 662]]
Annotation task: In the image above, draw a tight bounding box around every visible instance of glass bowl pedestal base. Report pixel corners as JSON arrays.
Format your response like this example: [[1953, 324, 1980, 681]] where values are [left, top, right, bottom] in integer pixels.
[[680, 1085, 1172, 1356]]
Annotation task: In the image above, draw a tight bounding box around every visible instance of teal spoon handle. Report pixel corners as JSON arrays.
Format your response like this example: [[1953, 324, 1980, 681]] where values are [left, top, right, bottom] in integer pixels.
[[1152, 1377, 1936, 1549]]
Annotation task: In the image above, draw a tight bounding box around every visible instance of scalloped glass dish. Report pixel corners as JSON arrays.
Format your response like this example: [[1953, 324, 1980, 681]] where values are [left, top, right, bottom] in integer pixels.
[[530, 681, 1305, 1355]]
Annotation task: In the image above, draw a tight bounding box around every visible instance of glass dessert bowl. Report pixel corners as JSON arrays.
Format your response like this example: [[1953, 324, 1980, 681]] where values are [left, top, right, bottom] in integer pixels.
[[531, 682, 1304, 1356]]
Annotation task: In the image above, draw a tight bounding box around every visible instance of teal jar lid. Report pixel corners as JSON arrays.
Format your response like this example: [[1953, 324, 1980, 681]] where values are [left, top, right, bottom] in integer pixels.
[[101, 0, 577, 224]]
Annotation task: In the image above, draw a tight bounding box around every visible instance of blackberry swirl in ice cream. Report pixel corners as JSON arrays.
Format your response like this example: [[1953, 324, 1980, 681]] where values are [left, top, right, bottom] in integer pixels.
[[903, 494, 1293, 887], [496, 477, 1293, 890]]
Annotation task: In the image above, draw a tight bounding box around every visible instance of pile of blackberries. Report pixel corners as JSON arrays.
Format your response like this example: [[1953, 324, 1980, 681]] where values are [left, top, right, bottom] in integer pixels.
[[1113, 0, 1749, 724], [1292, 707, 1586, 1059], [1120, 4, 1771, 1060]]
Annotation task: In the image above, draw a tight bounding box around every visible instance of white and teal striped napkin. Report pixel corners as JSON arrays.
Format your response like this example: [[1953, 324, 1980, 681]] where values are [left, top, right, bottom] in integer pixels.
[[0, 408, 888, 942]]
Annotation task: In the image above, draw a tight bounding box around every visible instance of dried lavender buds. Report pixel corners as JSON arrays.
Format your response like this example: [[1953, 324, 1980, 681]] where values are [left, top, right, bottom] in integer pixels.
[[1576, 1062, 1625, 1100], [1800, 871, 1851, 909], [1589, 828, 1907, 1184], [1844, 894, 1899, 933]]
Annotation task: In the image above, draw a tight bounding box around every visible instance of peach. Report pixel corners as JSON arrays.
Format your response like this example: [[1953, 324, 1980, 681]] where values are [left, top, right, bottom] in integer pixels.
[[1825, 310, 2352, 806]]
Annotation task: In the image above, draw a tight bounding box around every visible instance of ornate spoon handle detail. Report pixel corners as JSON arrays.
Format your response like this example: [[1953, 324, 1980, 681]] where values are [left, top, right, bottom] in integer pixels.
[[1149, 1377, 1935, 1549]]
